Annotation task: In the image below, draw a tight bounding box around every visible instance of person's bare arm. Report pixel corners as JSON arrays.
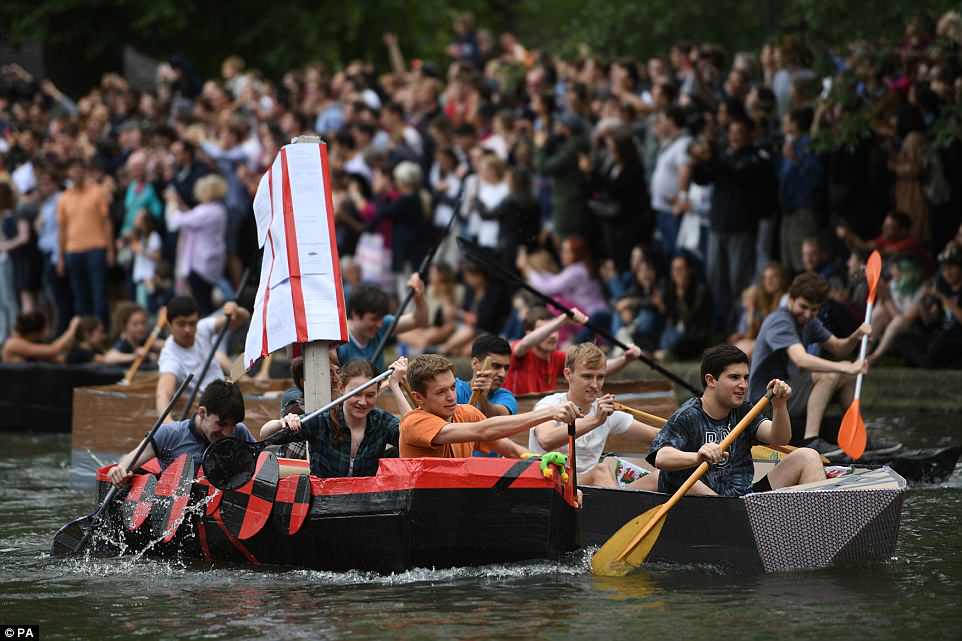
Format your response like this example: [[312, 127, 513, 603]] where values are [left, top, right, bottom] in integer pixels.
[[107, 439, 158, 485], [822, 323, 870, 358], [514, 315, 566, 357], [753, 380, 792, 445], [0, 219, 29, 252], [605, 345, 642, 376], [433, 403, 580, 445], [786, 343, 864, 376], [487, 437, 528, 457], [213, 301, 250, 333], [623, 419, 661, 449], [533, 394, 615, 451], [395, 273, 428, 333], [155, 373, 178, 423]]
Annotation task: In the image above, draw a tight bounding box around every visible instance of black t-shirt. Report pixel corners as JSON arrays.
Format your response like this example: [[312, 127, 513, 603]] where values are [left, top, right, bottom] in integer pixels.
[[113, 337, 136, 354], [646, 396, 764, 497], [66, 346, 99, 365]]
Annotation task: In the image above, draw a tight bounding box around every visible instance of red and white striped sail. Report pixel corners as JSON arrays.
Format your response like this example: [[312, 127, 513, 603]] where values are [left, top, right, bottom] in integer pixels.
[[244, 141, 347, 370]]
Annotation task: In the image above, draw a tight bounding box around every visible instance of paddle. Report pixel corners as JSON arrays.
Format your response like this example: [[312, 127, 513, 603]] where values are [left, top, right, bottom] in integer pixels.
[[591, 392, 772, 577], [122, 307, 167, 385], [202, 367, 395, 490], [370, 203, 461, 368], [456, 236, 700, 396], [837, 250, 882, 460], [180, 268, 251, 420], [51, 373, 194, 557], [613, 402, 667, 427]]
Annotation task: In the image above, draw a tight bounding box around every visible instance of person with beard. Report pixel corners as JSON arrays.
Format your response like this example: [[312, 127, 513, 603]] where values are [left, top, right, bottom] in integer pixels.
[[529, 343, 661, 489], [649, 344, 823, 496], [455, 334, 517, 417]]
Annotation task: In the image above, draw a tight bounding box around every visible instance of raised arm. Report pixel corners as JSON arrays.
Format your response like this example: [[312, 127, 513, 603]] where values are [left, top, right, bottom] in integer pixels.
[[433, 402, 580, 445], [513, 308, 587, 358], [394, 272, 429, 334], [605, 345, 641, 376]]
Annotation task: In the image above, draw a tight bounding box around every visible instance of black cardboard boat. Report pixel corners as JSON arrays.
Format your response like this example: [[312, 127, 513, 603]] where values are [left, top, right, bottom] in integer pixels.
[[88, 456, 906, 574], [581, 466, 907, 573], [0, 363, 126, 433], [92, 456, 580, 573]]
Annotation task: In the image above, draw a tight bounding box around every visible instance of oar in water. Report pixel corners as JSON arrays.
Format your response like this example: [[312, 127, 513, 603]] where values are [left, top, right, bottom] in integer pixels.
[[456, 236, 700, 396], [51, 373, 194, 557], [591, 392, 771, 577], [180, 268, 251, 420], [122, 307, 167, 385], [837, 250, 882, 460], [202, 368, 395, 490]]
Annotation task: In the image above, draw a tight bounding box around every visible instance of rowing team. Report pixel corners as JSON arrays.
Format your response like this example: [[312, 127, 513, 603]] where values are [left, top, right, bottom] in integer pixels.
[[108, 341, 827, 499]]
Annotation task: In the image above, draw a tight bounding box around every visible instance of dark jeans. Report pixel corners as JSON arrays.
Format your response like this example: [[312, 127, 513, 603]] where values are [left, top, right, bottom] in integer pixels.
[[187, 271, 215, 318], [42, 254, 74, 335], [656, 209, 682, 257], [65, 249, 108, 326]]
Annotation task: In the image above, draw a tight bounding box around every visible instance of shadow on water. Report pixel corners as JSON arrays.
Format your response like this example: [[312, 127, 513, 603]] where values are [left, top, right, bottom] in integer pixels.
[[1, 409, 960, 641]]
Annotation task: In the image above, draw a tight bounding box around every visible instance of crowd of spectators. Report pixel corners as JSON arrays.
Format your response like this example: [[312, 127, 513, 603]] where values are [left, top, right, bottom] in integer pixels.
[[2, 9, 962, 370]]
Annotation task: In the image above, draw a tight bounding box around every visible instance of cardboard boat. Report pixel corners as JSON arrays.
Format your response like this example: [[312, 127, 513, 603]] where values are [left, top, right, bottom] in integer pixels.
[[581, 466, 907, 573], [0, 362, 126, 433], [92, 456, 580, 573]]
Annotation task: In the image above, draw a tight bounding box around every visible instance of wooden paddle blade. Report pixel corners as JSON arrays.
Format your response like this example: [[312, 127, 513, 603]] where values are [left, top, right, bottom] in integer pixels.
[[866, 251, 882, 303], [122, 474, 157, 532], [591, 506, 667, 576], [838, 399, 867, 460]]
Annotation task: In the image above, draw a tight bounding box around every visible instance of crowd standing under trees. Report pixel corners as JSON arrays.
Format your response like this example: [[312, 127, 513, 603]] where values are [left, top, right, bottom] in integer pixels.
[[2, 9, 962, 371]]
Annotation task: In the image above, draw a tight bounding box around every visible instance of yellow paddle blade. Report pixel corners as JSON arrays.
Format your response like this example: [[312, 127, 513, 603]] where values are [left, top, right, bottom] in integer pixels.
[[591, 506, 666, 576], [838, 399, 866, 460], [751, 445, 786, 463]]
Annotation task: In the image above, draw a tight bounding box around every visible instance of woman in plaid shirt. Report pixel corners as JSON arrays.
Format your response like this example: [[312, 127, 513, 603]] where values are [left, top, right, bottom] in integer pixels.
[[262, 358, 413, 477]]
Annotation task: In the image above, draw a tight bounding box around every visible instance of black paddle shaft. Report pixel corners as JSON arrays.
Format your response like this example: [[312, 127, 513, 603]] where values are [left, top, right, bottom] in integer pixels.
[[457, 236, 700, 396], [51, 373, 194, 557], [370, 204, 461, 369], [180, 268, 251, 420]]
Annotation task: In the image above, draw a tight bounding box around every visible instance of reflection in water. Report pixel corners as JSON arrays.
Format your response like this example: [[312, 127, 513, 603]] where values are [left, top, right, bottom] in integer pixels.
[[1, 411, 960, 641]]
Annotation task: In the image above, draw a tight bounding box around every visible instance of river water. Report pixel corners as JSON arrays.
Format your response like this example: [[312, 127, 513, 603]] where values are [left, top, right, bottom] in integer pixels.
[[1, 412, 959, 641]]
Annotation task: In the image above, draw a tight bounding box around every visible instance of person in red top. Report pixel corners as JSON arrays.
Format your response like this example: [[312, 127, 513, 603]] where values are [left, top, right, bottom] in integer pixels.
[[837, 211, 931, 268], [503, 306, 642, 395], [399, 353, 580, 458]]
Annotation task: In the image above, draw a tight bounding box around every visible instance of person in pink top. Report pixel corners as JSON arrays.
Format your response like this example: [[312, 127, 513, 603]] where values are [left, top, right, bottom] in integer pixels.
[[164, 174, 228, 317], [516, 235, 612, 344]]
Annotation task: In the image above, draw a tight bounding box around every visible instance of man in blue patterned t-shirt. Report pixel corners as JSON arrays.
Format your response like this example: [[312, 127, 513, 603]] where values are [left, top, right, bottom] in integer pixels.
[[647, 344, 825, 497]]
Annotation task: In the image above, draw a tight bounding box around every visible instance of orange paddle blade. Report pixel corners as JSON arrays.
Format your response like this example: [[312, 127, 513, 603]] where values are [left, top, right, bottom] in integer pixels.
[[591, 506, 667, 576], [866, 251, 882, 304], [838, 399, 866, 459]]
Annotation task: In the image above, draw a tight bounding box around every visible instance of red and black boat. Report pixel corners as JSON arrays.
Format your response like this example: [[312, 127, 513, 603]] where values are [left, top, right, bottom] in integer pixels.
[[91, 455, 580, 573]]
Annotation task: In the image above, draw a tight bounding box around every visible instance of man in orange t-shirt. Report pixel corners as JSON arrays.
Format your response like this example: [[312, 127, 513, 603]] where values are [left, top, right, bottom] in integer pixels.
[[400, 354, 580, 458], [56, 159, 114, 325], [504, 306, 642, 395]]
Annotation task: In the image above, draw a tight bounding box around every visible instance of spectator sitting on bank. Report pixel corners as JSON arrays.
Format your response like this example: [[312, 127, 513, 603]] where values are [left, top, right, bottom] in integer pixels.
[[440, 260, 509, 356], [613, 255, 665, 352], [1, 311, 81, 364], [868, 255, 926, 365], [655, 253, 714, 361], [730, 261, 788, 357], [836, 211, 931, 267], [104, 302, 162, 365], [398, 262, 463, 355]]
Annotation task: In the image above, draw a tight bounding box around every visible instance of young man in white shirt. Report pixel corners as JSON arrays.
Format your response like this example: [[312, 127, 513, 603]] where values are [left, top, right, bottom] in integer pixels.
[[529, 343, 661, 489], [156, 295, 250, 422]]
